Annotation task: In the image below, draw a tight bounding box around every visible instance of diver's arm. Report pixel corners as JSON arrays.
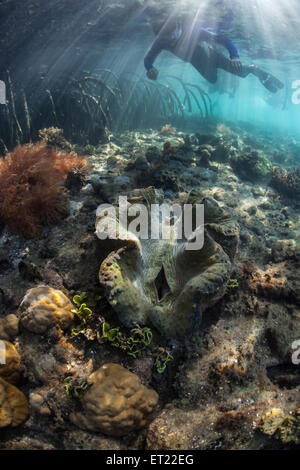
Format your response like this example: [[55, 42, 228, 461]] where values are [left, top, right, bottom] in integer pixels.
[[199, 28, 239, 58], [144, 37, 165, 79]]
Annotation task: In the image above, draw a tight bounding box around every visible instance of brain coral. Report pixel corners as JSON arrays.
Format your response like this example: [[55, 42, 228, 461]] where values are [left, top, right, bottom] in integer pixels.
[[96, 188, 238, 339], [0, 377, 29, 428], [0, 340, 21, 384], [19, 286, 74, 334], [70, 363, 158, 436]]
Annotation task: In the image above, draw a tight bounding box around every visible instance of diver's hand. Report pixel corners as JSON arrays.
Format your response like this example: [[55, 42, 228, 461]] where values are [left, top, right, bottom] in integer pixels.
[[230, 56, 243, 74], [147, 67, 159, 80]]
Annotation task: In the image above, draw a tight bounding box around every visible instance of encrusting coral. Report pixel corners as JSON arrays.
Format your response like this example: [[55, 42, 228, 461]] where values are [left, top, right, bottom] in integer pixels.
[[19, 286, 74, 334], [0, 142, 88, 237], [97, 188, 239, 339], [70, 363, 158, 436]]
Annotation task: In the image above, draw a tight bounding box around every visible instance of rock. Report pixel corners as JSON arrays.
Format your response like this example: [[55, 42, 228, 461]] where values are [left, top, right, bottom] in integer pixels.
[[271, 239, 296, 263], [62, 430, 124, 450], [0, 314, 19, 341], [19, 286, 74, 334], [125, 155, 149, 172], [107, 156, 118, 168], [145, 146, 161, 164], [1, 437, 55, 450], [211, 143, 231, 163], [270, 167, 300, 198], [18, 261, 42, 282], [230, 151, 271, 183], [70, 363, 158, 436], [198, 148, 211, 167], [29, 390, 51, 416], [249, 264, 300, 304], [92, 175, 131, 202]]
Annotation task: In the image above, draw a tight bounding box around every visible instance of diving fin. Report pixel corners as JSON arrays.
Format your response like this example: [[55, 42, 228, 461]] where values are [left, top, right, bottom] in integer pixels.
[[260, 73, 284, 94]]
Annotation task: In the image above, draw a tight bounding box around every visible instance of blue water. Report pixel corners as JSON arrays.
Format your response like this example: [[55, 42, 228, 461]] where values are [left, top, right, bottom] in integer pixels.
[[2, 0, 300, 154], [93, 0, 300, 144]]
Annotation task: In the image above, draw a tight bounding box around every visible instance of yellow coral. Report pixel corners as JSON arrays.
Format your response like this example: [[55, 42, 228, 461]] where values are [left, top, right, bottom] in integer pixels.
[[19, 286, 74, 334], [0, 377, 29, 428], [278, 409, 300, 444], [0, 341, 20, 384], [70, 363, 158, 436], [260, 408, 285, 436]]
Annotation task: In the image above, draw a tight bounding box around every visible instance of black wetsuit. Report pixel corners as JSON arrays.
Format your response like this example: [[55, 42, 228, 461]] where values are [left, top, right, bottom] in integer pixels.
[[144, 16, 252, 84], [144, 4, 284, 94]]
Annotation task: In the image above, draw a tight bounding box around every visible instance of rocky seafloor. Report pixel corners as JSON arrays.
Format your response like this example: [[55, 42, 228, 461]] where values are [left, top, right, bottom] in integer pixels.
[[0, 120, 299, 450]]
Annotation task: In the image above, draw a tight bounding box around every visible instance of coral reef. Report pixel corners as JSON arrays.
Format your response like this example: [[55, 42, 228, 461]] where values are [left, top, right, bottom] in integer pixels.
[[276, 409, 300, 444], [270, 166, 300, 198], [160, 124, 176, 135], [70, 363, 158, 436], [162, 141, 176, 158], [0, 123, 299, 449], [259, 408, 286, 436], [97, 188, 238, 339], [260, 408, 300, 445], [19, 286, 74, 334], [230, 150, 271, 182], [271, 239, 296, 263], [38, 127, 73, 152], [146, 302, 300, 450], [0, 143, 88, 237]]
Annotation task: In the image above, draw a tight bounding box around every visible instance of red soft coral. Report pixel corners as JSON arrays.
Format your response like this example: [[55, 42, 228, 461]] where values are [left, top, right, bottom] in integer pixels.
[[0, 143, 88, 237]]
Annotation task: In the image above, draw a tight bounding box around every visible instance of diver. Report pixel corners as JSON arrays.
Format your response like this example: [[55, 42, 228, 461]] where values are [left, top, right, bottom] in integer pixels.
[[144, 1, 284, 94]]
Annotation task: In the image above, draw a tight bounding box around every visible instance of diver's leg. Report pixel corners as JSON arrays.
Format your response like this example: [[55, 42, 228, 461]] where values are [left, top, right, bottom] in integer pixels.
[[246, 65, 284, 93], [190, 45, 218, 83], [210, 47, 284, 93], [209, 47, 256, 77]]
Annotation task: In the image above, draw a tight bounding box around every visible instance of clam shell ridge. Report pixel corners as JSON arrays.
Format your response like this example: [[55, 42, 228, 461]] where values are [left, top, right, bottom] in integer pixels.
[[96, 189, 239, 339]]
